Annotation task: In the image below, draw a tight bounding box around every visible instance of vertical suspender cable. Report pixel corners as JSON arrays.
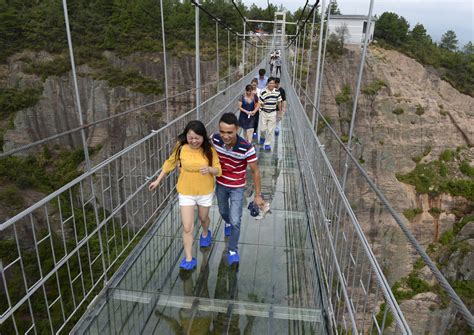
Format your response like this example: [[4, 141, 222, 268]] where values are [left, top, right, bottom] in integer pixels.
[[242, 19, 246, 73], [304, 7, 317, 111], [311, 0, 326, 129], [195, 0, 201, 118], [160, 0, 169, 122], [216, 21, 220, 92], [62, 0, 91, 171], [292, 28, 299, 84], [228, 29, 231, 81], [62, 0, 107, 283], [235, 34, 238, 72], [316, 0, 332, 112], [298, 24, 307, 96], [341, 0, 374, 190]]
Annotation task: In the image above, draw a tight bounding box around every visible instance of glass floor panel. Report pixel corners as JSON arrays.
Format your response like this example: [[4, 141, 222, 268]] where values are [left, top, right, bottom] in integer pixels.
[[76, 118, 327, 334]]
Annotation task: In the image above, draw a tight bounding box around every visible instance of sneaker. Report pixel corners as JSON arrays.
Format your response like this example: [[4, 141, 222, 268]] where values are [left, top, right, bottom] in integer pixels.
[[199, 230, 212, 247], [264, 145, 271, 151], [227, 250, 240, 265], [224, 223, 231, 237], [252, 133, 258, 140], [275, 128, 280, 136], [179, 257, 197, 270], [259, 137, 266, 145]]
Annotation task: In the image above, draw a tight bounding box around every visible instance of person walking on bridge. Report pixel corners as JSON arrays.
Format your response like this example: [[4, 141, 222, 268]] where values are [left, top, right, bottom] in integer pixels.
[[212, 113, 264, 265], [274, 77, 286, 136], [275, 56, 282, 77], [250, 78, 261, 141], [258, 77, 282, 151], [238, 84, 259, 143], [149, 120, 221, 271], [255, 68, 268, 90]]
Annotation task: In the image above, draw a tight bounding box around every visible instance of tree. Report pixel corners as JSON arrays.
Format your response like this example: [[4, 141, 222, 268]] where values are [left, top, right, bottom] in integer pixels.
[[326, 0, 341, 17], [335, 23, 349, 50], [440, 30, 458, 51], [374, 12, 409, 46], [463, 42, 474, 54], [409, 23, 431, 44]]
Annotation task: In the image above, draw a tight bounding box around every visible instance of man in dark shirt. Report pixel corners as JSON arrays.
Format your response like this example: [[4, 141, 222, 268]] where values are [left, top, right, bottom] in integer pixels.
[[274, 77, 286, 136]]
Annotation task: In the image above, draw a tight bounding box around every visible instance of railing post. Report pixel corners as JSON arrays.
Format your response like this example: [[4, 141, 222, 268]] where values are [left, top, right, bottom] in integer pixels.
[[298, 24, 307, 96], [195, 0, 201, 118], [242, 18, 246, 73], [311, 0, 326, 130], [62, 0, 91, 171], [216, 21, 220, 92], [62, 0, 108, 283], [160, 0, 169, 122], [304, 7, 317, 111], [341, 0, 374, 191], [228, 29, 231, 81], [316, 1, 333, 113]]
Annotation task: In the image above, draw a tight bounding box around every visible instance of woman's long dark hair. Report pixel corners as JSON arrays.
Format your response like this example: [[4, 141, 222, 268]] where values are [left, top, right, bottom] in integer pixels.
[[175, 120, 213, 165]]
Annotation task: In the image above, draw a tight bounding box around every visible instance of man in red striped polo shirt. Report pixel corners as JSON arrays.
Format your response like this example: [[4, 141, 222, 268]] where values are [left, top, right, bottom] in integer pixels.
[[211, 113, 263, 265]]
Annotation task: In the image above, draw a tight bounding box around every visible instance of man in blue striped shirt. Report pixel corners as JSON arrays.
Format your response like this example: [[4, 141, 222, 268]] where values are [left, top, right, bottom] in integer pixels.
[[258, 77, 282, 151]]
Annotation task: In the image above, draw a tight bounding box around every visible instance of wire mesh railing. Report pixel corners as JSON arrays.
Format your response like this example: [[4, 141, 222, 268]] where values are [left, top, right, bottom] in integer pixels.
[[283, 0, 474, 330], [283, 65, 411, 334], [0, 60, 265, 334]]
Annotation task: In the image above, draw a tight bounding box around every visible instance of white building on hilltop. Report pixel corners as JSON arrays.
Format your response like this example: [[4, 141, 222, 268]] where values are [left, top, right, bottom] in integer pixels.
[[328, 15, 376, 45]]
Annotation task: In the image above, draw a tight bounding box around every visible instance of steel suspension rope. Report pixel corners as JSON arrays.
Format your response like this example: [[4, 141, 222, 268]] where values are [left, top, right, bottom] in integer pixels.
[[296, 81, 474, 329]]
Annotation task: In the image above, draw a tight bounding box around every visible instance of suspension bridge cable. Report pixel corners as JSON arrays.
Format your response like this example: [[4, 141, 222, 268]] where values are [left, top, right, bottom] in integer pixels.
[[189, 0, 257, 47], [230, 0, 264, 45], [294, 0, 310, 28], [295, 81, 474, 329], [287, 0, 319, 47]]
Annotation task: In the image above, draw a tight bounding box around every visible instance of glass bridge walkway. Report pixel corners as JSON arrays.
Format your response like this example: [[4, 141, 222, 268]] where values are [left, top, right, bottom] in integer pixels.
[[74, 117, 326, 334]]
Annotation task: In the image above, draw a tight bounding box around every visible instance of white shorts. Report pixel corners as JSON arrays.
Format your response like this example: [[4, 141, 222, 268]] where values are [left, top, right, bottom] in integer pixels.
[[178, 193, 214, 207]]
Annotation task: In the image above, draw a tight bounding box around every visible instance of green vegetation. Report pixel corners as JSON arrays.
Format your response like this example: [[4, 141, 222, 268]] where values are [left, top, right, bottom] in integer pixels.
[[335, 84, 352, 105], [0, 184, 25, 210], [0, 147, 92, 195], [0, 87, 42, 120], [392, 107, 404, 115], [415, 104, 425, 116], [459, 160, 474, 177], [428, 207, 442, 216], [403, 207, 422, 221], [362, 79, 387, 97], [316, 115, 333, 135], [375, 13, 474, 96], [396, 149, 474, 201], [393, 271, 431, 301], [92, 60, 163, 95], [362, 80, 387, 108], [0, 86, 42, 149], [0, 0, 274, 64], [0, 143, 153, 333], [411, 146, 431, 164], [440, 149, 455, 162], [375, 303, 394, 329]]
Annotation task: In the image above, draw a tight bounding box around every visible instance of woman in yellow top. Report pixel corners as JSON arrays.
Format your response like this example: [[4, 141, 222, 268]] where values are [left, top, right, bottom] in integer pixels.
[[149, 120, 221, 270]]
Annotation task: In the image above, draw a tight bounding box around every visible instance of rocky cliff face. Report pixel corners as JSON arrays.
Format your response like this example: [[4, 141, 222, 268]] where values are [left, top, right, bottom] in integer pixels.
[[1, 50, 220, 162], [0, 50, 225, 225], [311, 45, 473, 332]]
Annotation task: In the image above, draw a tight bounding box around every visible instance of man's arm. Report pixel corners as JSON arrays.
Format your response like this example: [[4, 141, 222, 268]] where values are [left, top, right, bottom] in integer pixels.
[[248, 161, 264, 207]]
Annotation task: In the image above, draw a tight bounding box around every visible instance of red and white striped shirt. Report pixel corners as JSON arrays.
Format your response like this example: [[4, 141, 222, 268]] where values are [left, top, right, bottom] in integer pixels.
[[211, 134, 257, 188]]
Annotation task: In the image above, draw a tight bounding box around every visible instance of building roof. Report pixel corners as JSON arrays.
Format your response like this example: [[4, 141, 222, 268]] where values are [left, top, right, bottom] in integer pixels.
[[330, 15, 377, 21]]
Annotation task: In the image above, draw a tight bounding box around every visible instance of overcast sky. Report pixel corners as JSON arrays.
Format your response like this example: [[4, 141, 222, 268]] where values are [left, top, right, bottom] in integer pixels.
[[243, 0, 473, 46]]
